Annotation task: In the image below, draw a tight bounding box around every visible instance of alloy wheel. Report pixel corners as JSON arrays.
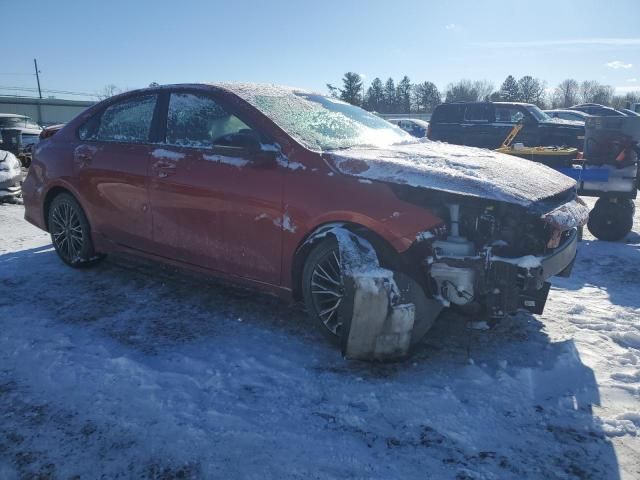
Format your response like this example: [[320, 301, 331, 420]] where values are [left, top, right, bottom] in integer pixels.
[[310, 249, 344, 336], [50, 201, 84, 262]]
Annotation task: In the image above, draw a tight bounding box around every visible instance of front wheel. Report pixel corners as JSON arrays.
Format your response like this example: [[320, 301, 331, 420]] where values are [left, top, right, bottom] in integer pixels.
[[302, 239, 345, 343], [301, 237, 440, 346], [48, 193, 104, 267]]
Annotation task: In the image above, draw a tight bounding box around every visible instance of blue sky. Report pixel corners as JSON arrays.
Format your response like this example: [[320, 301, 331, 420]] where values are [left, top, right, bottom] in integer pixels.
[[3, 0, 639, 99]]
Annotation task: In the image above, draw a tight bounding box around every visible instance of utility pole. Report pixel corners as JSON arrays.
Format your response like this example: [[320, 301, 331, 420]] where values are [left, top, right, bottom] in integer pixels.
[[33, 58, 42, 99]]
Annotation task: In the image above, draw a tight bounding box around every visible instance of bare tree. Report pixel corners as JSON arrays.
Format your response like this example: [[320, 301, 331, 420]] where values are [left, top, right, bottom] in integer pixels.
[[96, 84, 122, 100], [445, 79, 494, 103], [580, 80, 615, 105], [552, 79, 580, 108]]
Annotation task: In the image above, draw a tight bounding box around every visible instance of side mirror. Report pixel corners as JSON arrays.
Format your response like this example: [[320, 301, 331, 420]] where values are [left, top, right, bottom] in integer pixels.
[[246, 140, 278, 167]]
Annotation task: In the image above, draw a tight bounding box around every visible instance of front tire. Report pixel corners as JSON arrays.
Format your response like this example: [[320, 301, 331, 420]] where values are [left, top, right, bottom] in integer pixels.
[[302, 239, 345, 343], [48, 193, 103, 267]]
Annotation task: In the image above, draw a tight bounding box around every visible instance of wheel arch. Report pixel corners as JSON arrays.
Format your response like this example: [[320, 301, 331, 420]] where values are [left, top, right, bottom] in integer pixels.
[[42, 184, 88, 232], [290, 221, 402, 300]]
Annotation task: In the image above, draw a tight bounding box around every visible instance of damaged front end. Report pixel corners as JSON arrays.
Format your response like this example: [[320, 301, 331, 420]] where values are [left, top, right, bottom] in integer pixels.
[[406, 188, 590, 319]]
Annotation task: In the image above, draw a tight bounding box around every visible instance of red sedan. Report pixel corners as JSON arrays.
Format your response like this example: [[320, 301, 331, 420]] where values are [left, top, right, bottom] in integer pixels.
[[23, 83, 588, 345]]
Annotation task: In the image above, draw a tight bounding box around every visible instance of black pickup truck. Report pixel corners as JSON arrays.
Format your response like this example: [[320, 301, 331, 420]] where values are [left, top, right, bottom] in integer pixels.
[[428, 102, 585, 150]]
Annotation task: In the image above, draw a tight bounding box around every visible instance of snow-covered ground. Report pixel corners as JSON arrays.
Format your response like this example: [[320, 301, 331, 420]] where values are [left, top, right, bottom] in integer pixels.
[[0, 198, 639, 479]]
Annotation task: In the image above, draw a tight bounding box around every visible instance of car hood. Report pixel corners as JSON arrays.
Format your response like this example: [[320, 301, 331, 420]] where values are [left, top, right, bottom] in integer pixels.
[[543, 119, 584, 128], [326, 140, 577, 208]]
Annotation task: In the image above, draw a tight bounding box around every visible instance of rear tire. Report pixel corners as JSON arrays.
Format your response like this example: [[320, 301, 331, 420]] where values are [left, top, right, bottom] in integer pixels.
[[587, 198, 634, 242], [48, 193, 104, 267]]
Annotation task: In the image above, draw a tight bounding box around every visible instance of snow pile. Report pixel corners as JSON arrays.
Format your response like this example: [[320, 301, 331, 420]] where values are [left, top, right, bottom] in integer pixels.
[[0, 198, 639, 478], [328, 140, 577, 207]]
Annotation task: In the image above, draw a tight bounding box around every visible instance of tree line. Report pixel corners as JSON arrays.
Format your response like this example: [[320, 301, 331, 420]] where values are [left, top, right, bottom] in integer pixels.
[[328, 72, 640, 113]]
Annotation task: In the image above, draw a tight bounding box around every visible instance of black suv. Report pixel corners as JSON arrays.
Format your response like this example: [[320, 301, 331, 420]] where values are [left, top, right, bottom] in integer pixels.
[[428, 102, 585, 150]]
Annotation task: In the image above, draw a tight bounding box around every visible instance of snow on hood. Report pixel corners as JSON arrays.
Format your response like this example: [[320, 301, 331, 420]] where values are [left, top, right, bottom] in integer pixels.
[[327, 140, 577, 207], [546, 118, 584, 127]]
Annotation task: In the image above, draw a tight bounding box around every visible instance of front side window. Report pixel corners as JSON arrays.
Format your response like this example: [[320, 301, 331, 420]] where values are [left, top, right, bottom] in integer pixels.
[[166, 92, 254, 149], [84, 95, 157, 143], [494, 106, 525, 123]]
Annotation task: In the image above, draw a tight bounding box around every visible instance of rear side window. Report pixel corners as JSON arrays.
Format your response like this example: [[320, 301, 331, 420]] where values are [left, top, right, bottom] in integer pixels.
[[166, 92, 254, 149], [79, 95, 158, 143], [464, 104, 492, 122], [431, 104, 464, 123]]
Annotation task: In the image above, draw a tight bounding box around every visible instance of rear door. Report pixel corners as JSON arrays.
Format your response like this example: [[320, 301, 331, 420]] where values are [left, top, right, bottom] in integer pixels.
[[74, 93, 160, 251], [430, 104, 465, 144], [462, 104, 495, 148], [148, 90, 284, 284]]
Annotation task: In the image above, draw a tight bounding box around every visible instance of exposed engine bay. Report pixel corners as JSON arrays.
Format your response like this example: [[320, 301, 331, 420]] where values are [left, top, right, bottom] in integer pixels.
[[401, 188, 590, 319]]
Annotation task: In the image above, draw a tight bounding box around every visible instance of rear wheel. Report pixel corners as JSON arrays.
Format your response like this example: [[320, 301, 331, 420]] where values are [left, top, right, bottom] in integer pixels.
[[48, 193, 104, 267]]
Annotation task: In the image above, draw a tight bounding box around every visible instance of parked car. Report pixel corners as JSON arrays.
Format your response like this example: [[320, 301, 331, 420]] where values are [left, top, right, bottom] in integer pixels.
[[0, 150, 22, 200], [0, 114, 43, 166], [428, 102, 585, 149], [544, 109, 590, 123], [388, 118, 429, 137], [619, 108, 640, 117], [23, 83, 588, 346], [568, 104, 626, 117]]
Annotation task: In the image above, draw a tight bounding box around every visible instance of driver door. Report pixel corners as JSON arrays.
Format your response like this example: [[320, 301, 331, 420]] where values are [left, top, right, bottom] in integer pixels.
[[148, 90, 284, 284]]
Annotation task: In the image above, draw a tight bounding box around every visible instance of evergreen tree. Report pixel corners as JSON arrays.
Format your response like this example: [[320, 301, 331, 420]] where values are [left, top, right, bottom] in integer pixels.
[[364, 77, 384, 112], [383, 78, 397, 113], [326, 84, 339, 98], [518, 76, 545, 106], [414, 81, 441, 112], [396, 76, 412, 113], [499, 75, 520, 101], [339, 72, 363, 106]]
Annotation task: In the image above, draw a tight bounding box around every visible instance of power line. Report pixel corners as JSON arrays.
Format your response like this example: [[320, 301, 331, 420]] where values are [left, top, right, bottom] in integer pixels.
[[0, 85, 100, 98]]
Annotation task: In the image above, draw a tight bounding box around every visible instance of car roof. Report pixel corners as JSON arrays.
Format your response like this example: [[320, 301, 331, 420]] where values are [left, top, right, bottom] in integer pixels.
[[545, 109, 589, 115]]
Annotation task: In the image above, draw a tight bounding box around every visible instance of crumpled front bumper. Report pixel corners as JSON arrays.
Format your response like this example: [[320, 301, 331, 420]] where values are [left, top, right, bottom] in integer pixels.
[[487, 228, 578, 316]]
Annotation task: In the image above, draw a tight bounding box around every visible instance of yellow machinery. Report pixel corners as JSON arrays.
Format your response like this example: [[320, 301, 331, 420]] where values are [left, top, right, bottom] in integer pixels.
[[495, 123, 579, 166]]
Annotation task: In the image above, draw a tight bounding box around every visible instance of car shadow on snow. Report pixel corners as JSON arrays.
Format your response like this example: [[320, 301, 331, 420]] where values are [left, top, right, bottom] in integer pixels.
[[0, 246, 622, 479], [554, 237, 640, 309]]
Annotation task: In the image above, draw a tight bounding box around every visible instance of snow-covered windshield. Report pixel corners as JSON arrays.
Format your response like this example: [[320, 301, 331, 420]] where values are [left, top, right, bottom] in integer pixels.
[[525, 105, 551, 122], [222, 84, 413, 151]]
